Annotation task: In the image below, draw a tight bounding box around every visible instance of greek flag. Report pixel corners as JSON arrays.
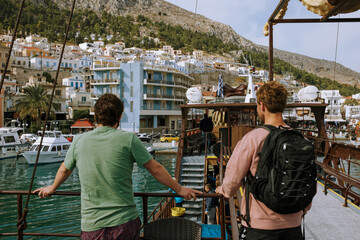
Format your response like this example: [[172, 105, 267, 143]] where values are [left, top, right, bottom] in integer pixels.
[[217, 74, 224, 97]]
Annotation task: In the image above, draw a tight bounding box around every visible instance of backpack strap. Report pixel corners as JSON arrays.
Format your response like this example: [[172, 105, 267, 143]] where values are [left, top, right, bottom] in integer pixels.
[[257, 125, 284, 169], [241, 175, 252, 228]]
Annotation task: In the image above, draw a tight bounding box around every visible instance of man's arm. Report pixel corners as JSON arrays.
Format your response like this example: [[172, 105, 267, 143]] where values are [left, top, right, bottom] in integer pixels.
[[143, 159, 201, 200], [33, 162, 73, 198]]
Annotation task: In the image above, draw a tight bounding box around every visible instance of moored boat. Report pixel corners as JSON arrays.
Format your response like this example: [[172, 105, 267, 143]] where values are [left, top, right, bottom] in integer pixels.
[[22, 131, 71, 165], [0, 128, 30, 160]]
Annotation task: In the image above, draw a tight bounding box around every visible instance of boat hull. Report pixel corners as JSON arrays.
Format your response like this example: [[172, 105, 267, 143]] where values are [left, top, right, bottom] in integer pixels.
[[22, 151, 67, 164]]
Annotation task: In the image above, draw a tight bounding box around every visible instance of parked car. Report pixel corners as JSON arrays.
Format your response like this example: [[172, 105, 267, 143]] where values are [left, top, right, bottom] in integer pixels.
[[136, 133, 152, 143], [20, 133, 39, 143], [160, 134, 180, 142]]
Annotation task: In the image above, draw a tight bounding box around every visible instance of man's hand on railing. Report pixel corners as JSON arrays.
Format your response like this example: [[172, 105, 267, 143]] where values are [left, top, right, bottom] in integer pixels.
[[33, 185, 56, 199], [178, 186, 202, 201]]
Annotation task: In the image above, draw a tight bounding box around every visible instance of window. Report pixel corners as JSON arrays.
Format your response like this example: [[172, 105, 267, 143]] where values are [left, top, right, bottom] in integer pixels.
[[4, 136, 16, 143], [147, 101, 153, 110], [42, 146, 49, 152], [71, 82, 73, 87], [147, 86, 153, 95], [51, 146, 56, 152], [69, 63, 72, 67], [130, 86, 133, 97], [171, 120, 175, 130], [57, 145, 62, 151], [130, 101, 133, 112], [80, 82, 83, 88], [161, 101, 166, 110], [63, 145, 69, 150], [74, 64, 77, 68], [82, 97, 86, 101], [121, 87, 124, 97], [55, 90, 61, 96], [159, 117, 166, 126]]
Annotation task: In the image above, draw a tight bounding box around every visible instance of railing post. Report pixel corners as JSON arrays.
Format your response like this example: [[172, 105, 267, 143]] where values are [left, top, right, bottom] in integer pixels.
[[143, 196, 148, 225], [220, 196, 225, 240], [17, 194, 23, 240]]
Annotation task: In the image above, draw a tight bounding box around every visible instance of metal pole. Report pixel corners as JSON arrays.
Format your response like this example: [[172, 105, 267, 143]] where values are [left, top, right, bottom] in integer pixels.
[[143, 196, 148, 225], [17, 194, 23, 240], [269, 22, 274, 81]]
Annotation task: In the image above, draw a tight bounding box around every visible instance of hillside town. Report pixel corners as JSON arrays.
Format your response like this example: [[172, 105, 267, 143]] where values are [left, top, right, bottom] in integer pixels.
[[1, 34, 360, 134]]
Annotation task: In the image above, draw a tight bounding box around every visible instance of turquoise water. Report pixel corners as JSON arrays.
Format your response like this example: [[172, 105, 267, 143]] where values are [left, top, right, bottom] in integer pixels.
[[0, 155, 176, 239]]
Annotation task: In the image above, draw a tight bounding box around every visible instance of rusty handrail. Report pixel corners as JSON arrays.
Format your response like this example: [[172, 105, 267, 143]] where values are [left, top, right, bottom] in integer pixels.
[[0, 191, 224, 239]]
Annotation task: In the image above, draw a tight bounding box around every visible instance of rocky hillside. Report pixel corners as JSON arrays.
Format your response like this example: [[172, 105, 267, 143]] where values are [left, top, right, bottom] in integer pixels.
[[36, 0, 359, 86]]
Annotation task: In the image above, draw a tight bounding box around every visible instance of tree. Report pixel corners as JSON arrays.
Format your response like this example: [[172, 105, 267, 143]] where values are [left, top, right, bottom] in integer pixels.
[[73, 109, 90, 121], [16, 85, 60, 129]]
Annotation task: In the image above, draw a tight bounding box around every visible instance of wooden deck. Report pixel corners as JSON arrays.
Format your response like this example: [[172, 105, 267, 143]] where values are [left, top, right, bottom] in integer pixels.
[[305, 182, 360, 240]]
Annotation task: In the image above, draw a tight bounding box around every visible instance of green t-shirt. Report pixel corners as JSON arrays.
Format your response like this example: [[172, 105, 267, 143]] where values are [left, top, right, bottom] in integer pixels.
[[64, 126, 153, 232]]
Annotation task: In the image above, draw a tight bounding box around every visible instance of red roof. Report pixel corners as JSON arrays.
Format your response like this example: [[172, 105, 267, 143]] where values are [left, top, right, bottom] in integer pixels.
[[71, 119, 95, 129]]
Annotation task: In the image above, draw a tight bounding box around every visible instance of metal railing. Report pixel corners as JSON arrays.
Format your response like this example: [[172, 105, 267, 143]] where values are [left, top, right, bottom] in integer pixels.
[[0, 191, 225, 240]]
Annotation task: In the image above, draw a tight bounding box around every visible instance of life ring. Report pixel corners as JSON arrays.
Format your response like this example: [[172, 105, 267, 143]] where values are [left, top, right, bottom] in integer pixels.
[[350, 119, 357, 125]]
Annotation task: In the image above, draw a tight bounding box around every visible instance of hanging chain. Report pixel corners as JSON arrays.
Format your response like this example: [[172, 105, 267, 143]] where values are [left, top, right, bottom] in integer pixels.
[[17, 0, 77, 237]]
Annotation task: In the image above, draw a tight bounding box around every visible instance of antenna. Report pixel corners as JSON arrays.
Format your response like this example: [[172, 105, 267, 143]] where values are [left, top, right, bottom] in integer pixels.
[[195, 0, 198, 20]]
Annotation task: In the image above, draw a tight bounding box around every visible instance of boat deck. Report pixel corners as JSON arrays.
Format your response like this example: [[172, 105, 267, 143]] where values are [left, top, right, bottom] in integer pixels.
[[305, 183, 360, 240]]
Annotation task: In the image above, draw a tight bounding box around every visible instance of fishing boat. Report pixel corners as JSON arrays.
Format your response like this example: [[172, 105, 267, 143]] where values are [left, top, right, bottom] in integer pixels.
[[0, 128, 30, 160], [22, 131, 71, 165]]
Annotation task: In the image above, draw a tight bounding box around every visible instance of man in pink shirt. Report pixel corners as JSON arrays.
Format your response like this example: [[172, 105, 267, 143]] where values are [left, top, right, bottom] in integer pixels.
[[216, 81, 307, 239]]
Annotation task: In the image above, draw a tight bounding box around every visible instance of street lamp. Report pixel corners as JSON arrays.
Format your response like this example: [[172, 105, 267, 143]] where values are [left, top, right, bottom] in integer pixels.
[[22, 122, 28, 134]]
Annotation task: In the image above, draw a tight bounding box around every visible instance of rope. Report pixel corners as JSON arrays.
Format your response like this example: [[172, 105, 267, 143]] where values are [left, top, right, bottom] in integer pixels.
[[17, 0, 77, 237], [0, 0, 26, 92]]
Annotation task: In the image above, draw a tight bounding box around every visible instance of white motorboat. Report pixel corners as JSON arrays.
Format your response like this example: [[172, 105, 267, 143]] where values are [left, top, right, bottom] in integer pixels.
[[0, 128, 30, 160], [22, 131, 71, 165]]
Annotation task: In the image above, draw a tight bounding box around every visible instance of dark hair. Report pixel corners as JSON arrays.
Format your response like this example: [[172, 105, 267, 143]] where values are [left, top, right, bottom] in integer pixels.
[[256, 81, 288, 113], [94, 93, 124, 126], [204, 114, 208, 118]]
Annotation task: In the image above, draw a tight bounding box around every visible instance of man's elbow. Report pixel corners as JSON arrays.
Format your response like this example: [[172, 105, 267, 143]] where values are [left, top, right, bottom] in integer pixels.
[[60, 163, 72, 175], [149, 164, 163, 177]]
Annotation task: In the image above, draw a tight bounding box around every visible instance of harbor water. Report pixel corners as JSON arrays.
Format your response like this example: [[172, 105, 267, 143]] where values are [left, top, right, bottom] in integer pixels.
[[0, 154, 176, 239]]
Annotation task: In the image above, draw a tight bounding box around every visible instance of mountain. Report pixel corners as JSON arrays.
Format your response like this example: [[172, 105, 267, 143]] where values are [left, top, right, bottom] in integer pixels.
[[33, 0, 359, 87]]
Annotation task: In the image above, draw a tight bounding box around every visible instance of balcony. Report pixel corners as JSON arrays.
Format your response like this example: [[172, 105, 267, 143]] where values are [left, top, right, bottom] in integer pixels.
[[91, 78, 121, 85], [91, 93, 120, 100], [92, 62, 121, 69], [143, 93, 185, 101], [143, 79, 188, 89], [78, 101, 92, 107]]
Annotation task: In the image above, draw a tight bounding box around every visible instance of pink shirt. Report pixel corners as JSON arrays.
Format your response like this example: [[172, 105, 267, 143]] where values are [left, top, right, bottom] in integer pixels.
[[217, 128, 303, 230]]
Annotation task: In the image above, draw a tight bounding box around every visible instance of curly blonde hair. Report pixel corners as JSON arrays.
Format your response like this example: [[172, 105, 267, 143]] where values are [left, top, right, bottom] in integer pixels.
[[256, 81, 288, 113]]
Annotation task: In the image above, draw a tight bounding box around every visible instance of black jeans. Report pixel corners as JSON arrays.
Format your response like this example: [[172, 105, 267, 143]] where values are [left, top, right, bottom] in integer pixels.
[[241, 226, 303, 240]]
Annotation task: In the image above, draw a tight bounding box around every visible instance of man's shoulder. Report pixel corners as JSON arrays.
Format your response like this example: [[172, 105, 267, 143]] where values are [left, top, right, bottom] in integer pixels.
[[246, 127, 270, 137]]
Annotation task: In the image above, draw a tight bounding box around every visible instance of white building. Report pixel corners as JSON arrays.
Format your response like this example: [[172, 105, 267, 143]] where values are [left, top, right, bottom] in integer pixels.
[[62, 75, 86, 99], [344, 105, 360, 120], [319, 90, 344, 122]]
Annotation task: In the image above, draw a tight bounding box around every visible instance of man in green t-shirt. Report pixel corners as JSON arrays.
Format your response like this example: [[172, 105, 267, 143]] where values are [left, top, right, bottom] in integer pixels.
[[34, 93, 201, 239]]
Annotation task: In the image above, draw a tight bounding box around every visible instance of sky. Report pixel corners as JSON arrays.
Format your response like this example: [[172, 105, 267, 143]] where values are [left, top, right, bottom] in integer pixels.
[[165, 0, 360, 73]]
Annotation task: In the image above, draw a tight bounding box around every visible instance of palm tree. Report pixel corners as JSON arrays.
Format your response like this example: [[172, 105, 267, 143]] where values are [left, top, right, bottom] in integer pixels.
[[16, 85, 60, 129]]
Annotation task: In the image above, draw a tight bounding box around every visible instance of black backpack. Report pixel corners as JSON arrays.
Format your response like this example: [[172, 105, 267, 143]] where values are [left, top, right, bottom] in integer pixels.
[[243, 125, 317, 225]]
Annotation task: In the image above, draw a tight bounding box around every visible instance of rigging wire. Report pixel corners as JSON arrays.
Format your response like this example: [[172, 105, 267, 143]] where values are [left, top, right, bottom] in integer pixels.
[[0, 0, 26, 93], [329, 15, 341, 123], [195, 0, 198, 20], [16, 0, 78, 236]]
